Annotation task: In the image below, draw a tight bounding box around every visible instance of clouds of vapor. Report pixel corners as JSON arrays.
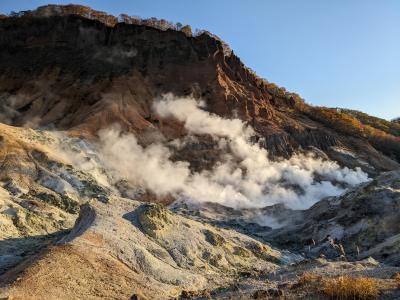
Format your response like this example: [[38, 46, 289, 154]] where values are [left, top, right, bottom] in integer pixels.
[[98, 127, 190, 194], [153, 96, 254, 139], [0, 93, 21, 125], [97, 94, 369, 210], [0, 92, 44, 128]]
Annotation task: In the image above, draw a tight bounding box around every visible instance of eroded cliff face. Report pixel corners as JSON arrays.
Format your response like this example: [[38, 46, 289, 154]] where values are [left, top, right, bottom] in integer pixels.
[[0, 6, 398, 175], [0, 13, 276, 130]]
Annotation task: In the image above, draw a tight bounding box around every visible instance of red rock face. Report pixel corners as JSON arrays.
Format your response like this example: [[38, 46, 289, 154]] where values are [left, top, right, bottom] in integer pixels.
[[0, 8, 398, 173]]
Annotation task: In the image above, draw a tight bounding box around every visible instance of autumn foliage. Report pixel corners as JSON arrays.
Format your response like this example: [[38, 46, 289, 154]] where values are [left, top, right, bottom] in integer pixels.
[[297, 273, 379, 299], [322, 276, 379, 299], [10, 5, 195, 36], [299, 106, 400, 161]]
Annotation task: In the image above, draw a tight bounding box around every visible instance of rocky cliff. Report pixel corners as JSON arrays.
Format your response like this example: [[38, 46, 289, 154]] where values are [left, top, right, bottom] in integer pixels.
[[0, 5, 398, 174]]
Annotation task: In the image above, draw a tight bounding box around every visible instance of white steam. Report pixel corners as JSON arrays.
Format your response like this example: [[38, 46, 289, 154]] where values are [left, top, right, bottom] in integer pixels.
[[96, 94, 369, 210]]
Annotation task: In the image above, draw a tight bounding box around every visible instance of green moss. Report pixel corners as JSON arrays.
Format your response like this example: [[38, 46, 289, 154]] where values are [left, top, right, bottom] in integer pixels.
[[27, 191, 80, 214], [233, 246, 251, 257], [203, 229, 225, 246], [11, 210, 28, 233], [202, 251, 222, 267], [138, 204, 172, 238], [80, 179, 108, 198]]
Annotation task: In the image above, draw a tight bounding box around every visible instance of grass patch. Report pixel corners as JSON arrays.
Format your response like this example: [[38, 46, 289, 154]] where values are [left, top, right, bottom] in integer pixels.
[[322, 276, 378, 299], [296, 273, 379, 299]]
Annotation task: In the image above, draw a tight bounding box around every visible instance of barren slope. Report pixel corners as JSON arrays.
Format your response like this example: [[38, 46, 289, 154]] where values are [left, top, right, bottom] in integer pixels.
[[0, 5, 398, 173]]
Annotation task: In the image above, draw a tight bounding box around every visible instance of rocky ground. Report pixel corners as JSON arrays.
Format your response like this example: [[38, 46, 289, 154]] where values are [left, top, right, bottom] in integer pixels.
[[0, 124, 398, 299], [175, 171, 400, 266], [0, 124, 284, 299]]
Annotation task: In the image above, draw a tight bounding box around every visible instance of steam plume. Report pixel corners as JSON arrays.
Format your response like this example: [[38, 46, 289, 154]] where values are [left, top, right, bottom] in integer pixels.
[[97, 94, 369, 210]]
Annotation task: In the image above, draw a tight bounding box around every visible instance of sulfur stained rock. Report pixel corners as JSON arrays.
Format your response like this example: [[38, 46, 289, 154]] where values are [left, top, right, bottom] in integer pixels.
[[138, 204, 174, 238]]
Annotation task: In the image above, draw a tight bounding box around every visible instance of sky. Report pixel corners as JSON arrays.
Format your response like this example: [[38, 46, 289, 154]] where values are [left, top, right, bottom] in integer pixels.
[[1, 0, 399, 120]]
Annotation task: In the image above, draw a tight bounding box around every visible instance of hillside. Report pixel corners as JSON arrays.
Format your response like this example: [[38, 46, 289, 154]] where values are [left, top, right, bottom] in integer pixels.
[[0, 5, 398, 172], [0, 5, 400, 299]]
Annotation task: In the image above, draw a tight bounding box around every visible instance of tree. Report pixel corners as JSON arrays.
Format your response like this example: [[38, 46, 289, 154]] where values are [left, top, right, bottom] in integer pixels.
[[181, 25, 192, 36], [118, 14, 131, 23], [175, 22, 183, 31], [10, 11, 20, 17], [158, 19, 174, 31]]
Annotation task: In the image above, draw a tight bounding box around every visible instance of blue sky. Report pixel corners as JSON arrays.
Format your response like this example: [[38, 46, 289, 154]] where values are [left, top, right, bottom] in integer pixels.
[[1, 1, 399, 120]]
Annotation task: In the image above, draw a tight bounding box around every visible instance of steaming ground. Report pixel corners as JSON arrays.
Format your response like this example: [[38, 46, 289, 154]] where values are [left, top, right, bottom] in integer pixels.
[[87, 94, 369, 210], [1, 118, 399, 300]]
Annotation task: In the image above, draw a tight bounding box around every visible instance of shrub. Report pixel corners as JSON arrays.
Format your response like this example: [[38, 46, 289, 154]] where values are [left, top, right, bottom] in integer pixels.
[[322, 276, 378, 299], [344, 110, 400, 137], [181, 25, 192, 36], [304, 106, 400, 161]]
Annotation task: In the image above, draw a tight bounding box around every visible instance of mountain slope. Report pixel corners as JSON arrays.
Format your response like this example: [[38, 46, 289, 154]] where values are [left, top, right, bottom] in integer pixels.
[[0, 5, 400, 300], [0, 5, 398, 174]]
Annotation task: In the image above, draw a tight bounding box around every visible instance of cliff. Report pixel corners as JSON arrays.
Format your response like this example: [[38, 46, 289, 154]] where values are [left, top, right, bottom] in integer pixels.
[[0, 5, 398, 173]]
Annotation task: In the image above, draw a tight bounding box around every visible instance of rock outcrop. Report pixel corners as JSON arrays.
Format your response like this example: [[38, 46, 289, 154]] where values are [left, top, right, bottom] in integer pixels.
[[261, 171, 400, 265]]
